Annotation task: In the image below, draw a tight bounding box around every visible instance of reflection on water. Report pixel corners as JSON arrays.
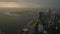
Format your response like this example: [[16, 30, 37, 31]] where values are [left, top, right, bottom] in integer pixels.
[[0, 13, 34, 34]]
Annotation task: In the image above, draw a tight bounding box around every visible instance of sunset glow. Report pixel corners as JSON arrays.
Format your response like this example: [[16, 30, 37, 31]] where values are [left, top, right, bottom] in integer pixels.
[[0, 2, 40, 8], [0, 2, 23, 8]]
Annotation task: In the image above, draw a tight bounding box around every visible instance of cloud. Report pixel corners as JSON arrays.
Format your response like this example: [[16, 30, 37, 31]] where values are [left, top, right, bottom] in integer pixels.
[[19, 3, 40, 8], [0, 2, 40, 8], [0, 2, 20, 8]]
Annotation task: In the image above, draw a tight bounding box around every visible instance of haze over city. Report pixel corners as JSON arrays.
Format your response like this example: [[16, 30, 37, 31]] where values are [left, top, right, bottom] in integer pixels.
[[0, 0, 59, 8], [0, 0, 60, 34]]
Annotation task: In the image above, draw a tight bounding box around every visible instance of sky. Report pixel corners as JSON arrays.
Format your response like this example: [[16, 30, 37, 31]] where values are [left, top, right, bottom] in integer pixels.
[[0, 0, 60, 8]]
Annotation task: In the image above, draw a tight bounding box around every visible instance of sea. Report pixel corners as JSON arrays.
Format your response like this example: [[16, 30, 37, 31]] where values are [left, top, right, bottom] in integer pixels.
[[0, 12, 34, 34]]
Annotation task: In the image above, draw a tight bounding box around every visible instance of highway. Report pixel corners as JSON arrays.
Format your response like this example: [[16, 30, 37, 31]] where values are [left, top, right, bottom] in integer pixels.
[[19, 17, 39, 34]]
